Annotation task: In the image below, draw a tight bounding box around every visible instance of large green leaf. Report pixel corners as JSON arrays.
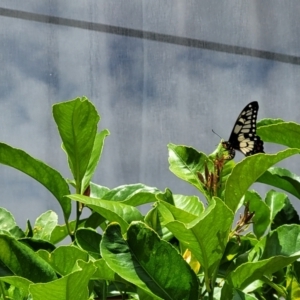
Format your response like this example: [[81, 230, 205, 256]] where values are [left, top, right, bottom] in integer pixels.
[[168, 143, 212, 199], [101, 222, 199, 300], [245, 191, 270, 239], [29, 260, 96, 300], [228, 225, 300, 290], [0, 234, 57, 282], [75, 228, 102, 259], [38, 245, 89, 276], [264, 190, 287, 224], [0, 143, 71, 221], [258, 167, 300, 200], [165, 197, 234, 278], [68, 194, 143, 233], [0, 276, 32, 297], [53, 97, 99, 191], [257, 120, 300, 148], [0, 207, 24, 238], [225, 149, 300, 213], [157, 201, 200, 224], [81, 129, 110, 193], [265, 190, 299, 230], [102, 183, 161, 206]]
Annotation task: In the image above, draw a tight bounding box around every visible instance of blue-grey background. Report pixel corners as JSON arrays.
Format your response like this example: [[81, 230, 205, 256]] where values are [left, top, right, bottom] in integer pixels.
[[0, 1, 300, 227]]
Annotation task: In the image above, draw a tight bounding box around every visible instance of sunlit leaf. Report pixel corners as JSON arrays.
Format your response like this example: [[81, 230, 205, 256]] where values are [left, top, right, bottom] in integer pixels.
[[225, 149, 300, 213], [53, 97, 99, 192], [258, 167, 300, 200], [257, 120, 300, 148], [0, 143, 71, 221], [29, 260, 95, 300]]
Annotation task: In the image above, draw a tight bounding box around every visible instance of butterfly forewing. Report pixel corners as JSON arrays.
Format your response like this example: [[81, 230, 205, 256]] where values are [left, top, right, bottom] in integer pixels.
[[223, 101, 264, 158]]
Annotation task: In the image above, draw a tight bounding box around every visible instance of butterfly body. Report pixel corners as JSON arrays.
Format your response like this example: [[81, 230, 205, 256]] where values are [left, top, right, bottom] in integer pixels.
[[222, 101, 264, 159]]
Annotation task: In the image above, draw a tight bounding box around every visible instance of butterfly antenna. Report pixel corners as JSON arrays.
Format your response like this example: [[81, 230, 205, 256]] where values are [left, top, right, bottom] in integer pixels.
[[212, 129, 222, 139]]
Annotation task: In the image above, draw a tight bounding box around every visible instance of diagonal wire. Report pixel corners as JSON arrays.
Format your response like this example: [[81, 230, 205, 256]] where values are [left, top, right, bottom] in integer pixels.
[[1, 7, 300, 65]]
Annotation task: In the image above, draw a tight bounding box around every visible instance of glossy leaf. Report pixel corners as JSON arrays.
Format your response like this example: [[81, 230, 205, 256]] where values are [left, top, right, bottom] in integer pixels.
[[37, 245, 89, 276], [90, 182, 110, 198], [258, 167, 300, 200], [29, 260, 96, 300], [271, 196, 299, 229], [102, 183, 161, 206], [165, 197, 234, 277], [225, 149, 300, 213], [0, 276, 32, 297], [101, 222, 199, 300], [92, 259, 115, 281], [0, 207, 24, 238], [0, 234, 57, 282], [81, 129, 110, 193], [50, 220, 76, 244], [229, 225, 300, 290], [53, 97, 99, 192], [266, 191, 300, 231], [245, 191, 270, 239], [68, 194, 143, 233], [168, 143, 212, 199], [257, 120, 300, 148], [75, 228, 101, 259], [157, 201, 199, 224], [0, 143, 71, 221], [33, 210, 58, 241]]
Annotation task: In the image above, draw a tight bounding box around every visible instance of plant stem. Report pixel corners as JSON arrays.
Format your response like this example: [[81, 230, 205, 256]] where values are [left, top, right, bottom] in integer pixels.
[[0, 281, 8, 299]]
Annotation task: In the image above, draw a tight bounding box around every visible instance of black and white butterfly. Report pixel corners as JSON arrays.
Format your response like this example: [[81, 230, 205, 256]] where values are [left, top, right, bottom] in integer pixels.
[[222, 101, 264, 159]]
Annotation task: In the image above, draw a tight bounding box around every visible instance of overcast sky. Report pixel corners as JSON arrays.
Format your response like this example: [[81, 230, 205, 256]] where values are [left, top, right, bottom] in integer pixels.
[[1, 1, 300, 227]]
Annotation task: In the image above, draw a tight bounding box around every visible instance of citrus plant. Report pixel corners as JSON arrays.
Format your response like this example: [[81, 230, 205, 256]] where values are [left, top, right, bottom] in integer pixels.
[[0, 97, 300, 300]]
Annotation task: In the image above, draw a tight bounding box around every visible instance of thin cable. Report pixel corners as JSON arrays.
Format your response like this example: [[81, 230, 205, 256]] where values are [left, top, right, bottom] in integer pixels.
[[1, 7, 300, 65]]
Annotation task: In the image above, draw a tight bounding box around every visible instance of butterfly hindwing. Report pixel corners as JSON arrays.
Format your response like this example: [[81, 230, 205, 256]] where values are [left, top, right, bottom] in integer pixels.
[[222, 101, 264, 159]]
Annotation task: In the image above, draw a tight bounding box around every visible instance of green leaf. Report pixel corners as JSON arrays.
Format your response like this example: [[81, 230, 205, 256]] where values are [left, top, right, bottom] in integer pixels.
[[165, 197, 234, 277], [233, 289, 258, 299], [75, 228, 101, 259], [168, 143, 212, 199], [0, 234, 57, 282], [50, 220, 76, 244], [0, 276, 32, 297], [53, 97, 99, 191], [245, 191, 270, 239], [81, 129, 110, 193], [90, 182, 110, 198], [92, 259, 116, 281], [33, 211, 58, 241], [269, 195, 300, 230], [257, 121, 300, 148], [29, 260, 96, 300], [101, 222, 199, 300], [157, 201, 200, 224], [38, 245, 89, 276], [68, 194, 143, 233], [18, 238, 56, 252], [172, 194, 205, 216], [229, 225, 300, 290], [102, 183, 161, 206], [0, 143, 71, 221], [228, 257, 300, 291], [265, 190, 297, 229], [258, 167, 300, 200], [225, 149, 300, 213], [0, 207, 24, 238]]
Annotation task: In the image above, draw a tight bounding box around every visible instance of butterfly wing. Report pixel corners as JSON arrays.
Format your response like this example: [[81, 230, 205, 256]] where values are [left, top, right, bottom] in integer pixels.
[[223, 101, 264, 158]]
